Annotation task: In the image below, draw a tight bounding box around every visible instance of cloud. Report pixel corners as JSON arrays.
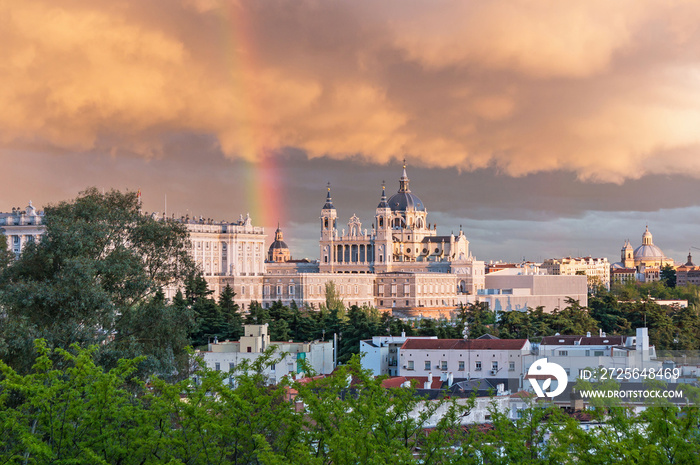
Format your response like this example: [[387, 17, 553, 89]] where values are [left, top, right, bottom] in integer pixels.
[[3, 0, 700, 182]]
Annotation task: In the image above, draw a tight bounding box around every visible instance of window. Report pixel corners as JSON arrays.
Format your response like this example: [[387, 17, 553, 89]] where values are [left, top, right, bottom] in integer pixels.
[[558, 350, 568, 356], [458, 361, 465, 371], [378, 284, 384, 294], [425, 361, 431, 370], [215, 363, 221, 371], [391, 284, 397, 295], [509, 362, 515, 371], [13, 236, 19, 244], [276, 285, 282, 295], [440, 361, 447, 371], [475, 361, 482, 371], [491, 361, 498, 372], [594, 350, 604, 356], [289, 285, 295, 296], [241, 286, 246, 296], [247, 347, 252, 353], [407, 360, 414, 371], [229, 362, 235, 372], [404, 284, 410, 295]]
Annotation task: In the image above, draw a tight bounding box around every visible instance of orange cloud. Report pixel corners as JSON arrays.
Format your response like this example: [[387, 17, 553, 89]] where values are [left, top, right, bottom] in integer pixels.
[[3, 0, 700, 183]]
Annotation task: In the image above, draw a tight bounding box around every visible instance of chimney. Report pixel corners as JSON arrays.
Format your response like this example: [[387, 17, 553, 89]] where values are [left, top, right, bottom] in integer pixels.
[[425, 372, 433, 389], [448, 372, 454, 387]]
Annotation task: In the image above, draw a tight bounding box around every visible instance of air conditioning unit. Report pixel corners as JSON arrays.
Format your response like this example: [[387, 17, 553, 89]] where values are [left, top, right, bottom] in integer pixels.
[[490, 369, 498, 375]]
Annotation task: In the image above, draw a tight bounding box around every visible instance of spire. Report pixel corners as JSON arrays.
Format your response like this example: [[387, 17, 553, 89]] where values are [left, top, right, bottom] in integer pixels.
[[275, 223, 284, 241], [322, 182, 335, 209], [399, 159, 410, 193], [377, 180, 389, 208]]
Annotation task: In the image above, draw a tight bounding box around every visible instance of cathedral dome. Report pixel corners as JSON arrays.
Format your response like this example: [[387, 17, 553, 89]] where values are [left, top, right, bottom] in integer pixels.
[[387, 191, 425, 212], [387, 164, 426, 212]]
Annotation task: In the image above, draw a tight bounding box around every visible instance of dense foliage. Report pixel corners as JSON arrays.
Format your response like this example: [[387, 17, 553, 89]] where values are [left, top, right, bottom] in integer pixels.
[[0, 188, 196, 379], [1, 342, 698, 464]]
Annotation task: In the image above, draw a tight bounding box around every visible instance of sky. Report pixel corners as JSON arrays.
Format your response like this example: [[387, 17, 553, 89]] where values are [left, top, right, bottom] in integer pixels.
[[3, 0, 700, 264]]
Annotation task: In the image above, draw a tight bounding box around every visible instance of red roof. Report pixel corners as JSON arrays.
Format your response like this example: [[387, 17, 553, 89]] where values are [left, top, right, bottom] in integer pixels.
[[401, 338, 528, 351], [381, 376, 443, 389]]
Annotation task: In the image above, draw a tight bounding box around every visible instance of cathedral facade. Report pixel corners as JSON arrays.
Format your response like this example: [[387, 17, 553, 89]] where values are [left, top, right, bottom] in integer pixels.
[[264, 165, 485, 313]]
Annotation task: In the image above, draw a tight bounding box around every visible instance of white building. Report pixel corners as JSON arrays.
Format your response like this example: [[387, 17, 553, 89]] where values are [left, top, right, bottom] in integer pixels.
[[541, 256, 610, 291], [398, 338, 533, 390], [0, 202, 45, 257], [184, 213, 266, 310], [473, 268, 588, 313], [538, 328, 660, 383], [360, 334, 438, 377], [197, 323, 334, 385]]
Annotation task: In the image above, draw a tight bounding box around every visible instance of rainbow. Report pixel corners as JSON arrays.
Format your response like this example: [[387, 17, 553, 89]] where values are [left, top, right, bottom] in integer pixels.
[[218, 2, 286, 230]]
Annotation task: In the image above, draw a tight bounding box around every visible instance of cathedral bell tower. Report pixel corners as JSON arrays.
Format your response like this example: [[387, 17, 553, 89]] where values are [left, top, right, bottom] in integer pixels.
[[319, 183, 337, 272], [375, 182, 391, 241], [621, 240, 634, 268]]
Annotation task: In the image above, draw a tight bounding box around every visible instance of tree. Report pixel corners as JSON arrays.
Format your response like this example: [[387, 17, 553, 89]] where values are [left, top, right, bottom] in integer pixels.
[[0, 188, 196, 377], [218, 284, 243, 341], [0, 235, 13, 269], [661, 264, 677, 288]]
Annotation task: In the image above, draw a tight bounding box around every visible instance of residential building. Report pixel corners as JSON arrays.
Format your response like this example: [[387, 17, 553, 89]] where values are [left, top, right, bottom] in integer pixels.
[[541, 256, 610, 291], [360, 334, 438, 377], [197, 323, 334, 385], [398, 337, 533, 390]]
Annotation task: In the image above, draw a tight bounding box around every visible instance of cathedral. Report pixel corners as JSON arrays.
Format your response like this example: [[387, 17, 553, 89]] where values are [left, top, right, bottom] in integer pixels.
[[616, 226, 673, 270], [264, 164, 485, 314], [612, 226, 674, 283]]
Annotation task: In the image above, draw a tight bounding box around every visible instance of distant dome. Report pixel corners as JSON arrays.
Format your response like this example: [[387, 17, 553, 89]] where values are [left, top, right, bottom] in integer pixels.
[[633, 244, 666, 260], [634, 226, 667, 261], [268, 239, 289, 253]]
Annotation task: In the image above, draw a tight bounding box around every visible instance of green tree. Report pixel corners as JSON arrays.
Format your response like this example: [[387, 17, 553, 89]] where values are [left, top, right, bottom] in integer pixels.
[[0, 188, 196, 377], [661, 264, 677, 288], [218, 284, 244, 341], [0, 234, 13, 269]]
